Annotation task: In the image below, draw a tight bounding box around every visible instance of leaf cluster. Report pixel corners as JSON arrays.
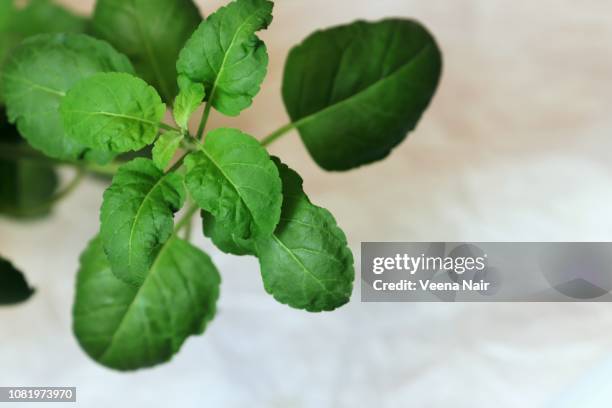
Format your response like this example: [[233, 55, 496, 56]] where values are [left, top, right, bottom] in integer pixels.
[[0, 0, 442, 371]]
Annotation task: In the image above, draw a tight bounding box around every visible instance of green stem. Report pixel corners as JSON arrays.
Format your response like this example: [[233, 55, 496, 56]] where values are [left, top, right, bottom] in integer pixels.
[[49, 168, 86, 206], [183, 217, 193, 240], [169, 118, 298, 238], [260, 122, 296, 146], [196, 103, 213, 141], [0, 142, 121, 176], [0, 142, 57, 164], [166, 150, 190, 174], [81, 161, 122, 176], [174, 203, 200, 233], [4, 168, 85, 217], [159, 123, 180, 132], [170, 119, 297, 237], [180, 138, 199, 152]]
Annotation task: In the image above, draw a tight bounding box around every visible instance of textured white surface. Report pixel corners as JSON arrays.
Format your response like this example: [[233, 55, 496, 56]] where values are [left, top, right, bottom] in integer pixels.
[[2, 0, 612, 407]]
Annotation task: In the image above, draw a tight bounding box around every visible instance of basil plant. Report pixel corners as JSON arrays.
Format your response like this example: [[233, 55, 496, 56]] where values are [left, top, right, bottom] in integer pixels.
[[0, 0, 442, 371]]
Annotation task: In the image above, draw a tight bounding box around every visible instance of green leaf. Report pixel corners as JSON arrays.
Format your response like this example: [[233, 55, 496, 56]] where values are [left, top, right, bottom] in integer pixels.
[[0, 0, 86, 104], [0, 112, 58, 218], [185, 128, 282, 252], [1, 33, 134, 162], [92, 0, 202, 102], [0, 0, 13, 32], [0, 1, 18, 105], [282, 19, 442, 171], [201, 210, 253, 256], [255, 158, 354, 312], [100, 158, 185, 285], [60, 72, 166, 154], [8, 0, 86, 38], [173, 75, 204, 131], [73, 235, 220, 371], [0, 255, 35, 305], [152, 130, 183, 170], [176, 0, 273, 116]]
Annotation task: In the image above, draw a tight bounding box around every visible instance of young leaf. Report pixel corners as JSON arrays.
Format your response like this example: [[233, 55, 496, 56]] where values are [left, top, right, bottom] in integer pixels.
[[100, 158, 185, 285], [184, 128, 282, 251], [73, 235, 220, 371], [0, 256, 35, 305], [0, 113, 58, 218], [255, 158, 354, 312], [92, 0, 202, 102], [173, 75, 205, 131], [1, 33, 134, 162], [176, 0, 273, 116], [60, 72, 166, 154], [152, 130, 182, 170], [282, 19, 442, 170]]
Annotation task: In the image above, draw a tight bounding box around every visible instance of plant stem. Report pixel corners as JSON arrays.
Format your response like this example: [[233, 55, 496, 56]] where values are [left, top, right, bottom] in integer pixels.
[[0, 142, 57, 164], [159, 123, 180, 132], [180, 138, 198, 152], [166, 150, 191, 173], [0, 142, 122, 176], [172, 119, 299, 237], [81, 161, 122, 176], [4, 167, 86, 217], [260, 122, 296, 146], [174, 203, 200, 233], [167, 118, 299, 239], [196, 102, 213, 141], [183, 217, 193, 240], [49, 168, 86, 205]]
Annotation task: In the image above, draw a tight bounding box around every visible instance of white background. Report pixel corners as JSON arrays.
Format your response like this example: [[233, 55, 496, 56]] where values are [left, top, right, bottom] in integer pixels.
[[2, 0, 612, 407]]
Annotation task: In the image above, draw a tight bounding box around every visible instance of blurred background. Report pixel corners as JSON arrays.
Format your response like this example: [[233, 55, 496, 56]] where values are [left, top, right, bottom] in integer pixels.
[[1, 0, 612, 407]]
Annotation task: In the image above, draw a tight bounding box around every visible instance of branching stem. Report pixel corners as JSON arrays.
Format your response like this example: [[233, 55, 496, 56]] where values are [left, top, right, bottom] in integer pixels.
[[1, 115, 294, 235], [0, 142, 58, 164], [0, 142, 121, 176], [159, 123, 181, 132], [174, 203, 200, 233], [2, 167, 85, 217], [196, 103, 213, 141], [183, 217, 193, 240], [175, 120, 293, 242], [49, 168, 86, 207], [260, 122, 296, 146]]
